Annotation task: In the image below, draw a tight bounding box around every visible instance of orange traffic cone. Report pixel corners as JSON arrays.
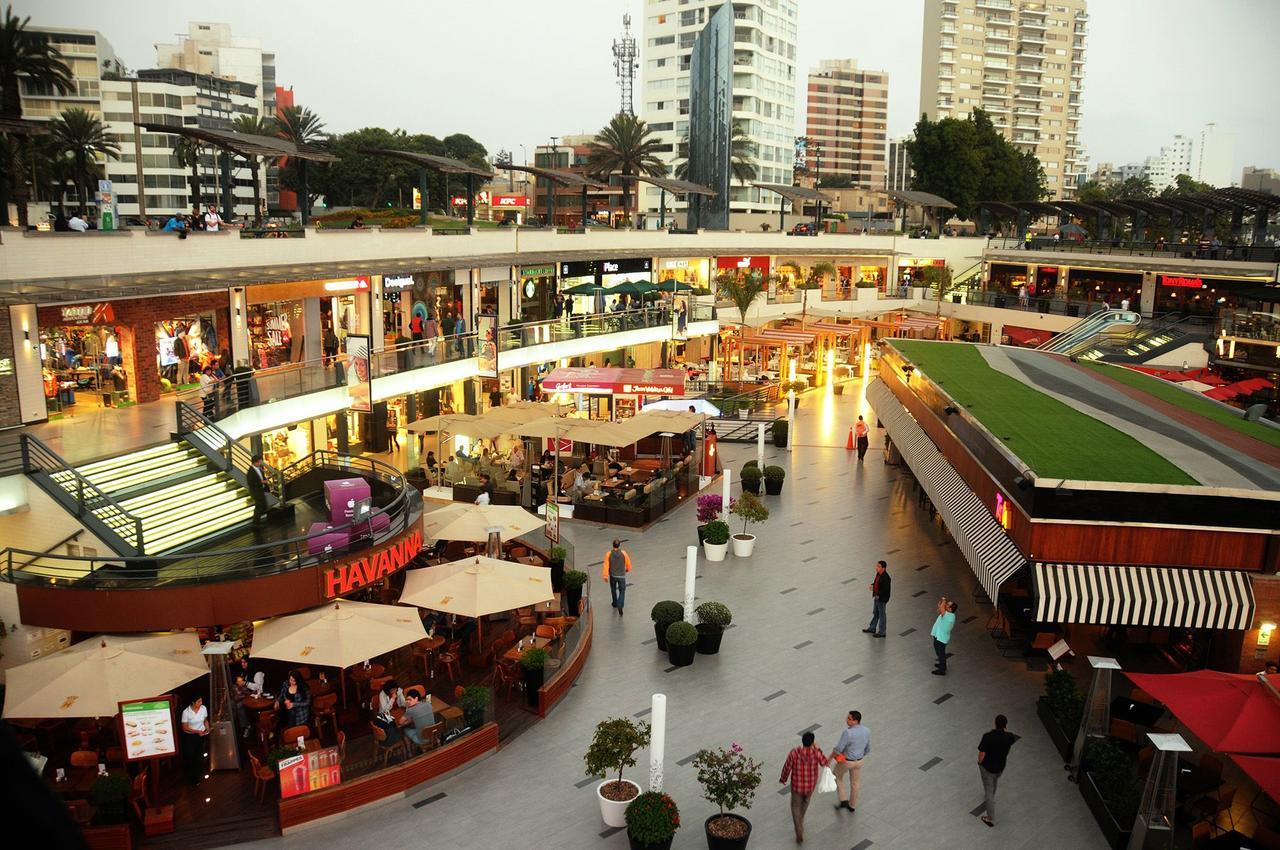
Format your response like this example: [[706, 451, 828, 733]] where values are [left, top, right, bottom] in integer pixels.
[[846, 428, 855, 450]]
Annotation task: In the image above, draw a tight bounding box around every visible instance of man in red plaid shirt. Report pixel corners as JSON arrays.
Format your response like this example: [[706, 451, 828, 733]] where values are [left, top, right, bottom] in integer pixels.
[[779, 731, 830, 843]]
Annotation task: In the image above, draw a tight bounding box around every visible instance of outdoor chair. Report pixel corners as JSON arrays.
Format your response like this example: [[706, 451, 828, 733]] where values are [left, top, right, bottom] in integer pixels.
[[369, 721, 406, 768], [1194, 786, 1237, 835], [436, 640, 462, 682], [336, 730, 347, 763], [367, 675, 393, 702], [312, 693, 339, 742], [256, 711, 277, 753], [281, 724, 311, 747], [69, 749, 98, 770], [494, 661, 521, 699], [129, 769, 173, 836], [247, 752, 276, 802]]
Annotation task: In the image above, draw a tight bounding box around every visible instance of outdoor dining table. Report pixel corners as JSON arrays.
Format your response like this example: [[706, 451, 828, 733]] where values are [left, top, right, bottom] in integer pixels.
[[1176, 759, 1226, 801], [1203, 830, 1264, 850], [503, 636, 552, 663], [1110, 695, 1164, 727], [242, 695, 274, 713]]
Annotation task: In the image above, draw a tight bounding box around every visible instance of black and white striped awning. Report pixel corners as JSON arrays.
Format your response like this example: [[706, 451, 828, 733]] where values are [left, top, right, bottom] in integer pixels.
[[1033, 562, 1256, 630], [867, 379, 1027, 600]]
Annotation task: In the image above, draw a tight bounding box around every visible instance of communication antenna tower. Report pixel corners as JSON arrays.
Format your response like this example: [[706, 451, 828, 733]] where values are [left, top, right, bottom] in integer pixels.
[[612, 14, 639, 116]]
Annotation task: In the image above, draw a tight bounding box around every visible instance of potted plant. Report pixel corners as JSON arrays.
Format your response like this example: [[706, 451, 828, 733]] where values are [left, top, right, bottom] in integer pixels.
[[740, 463, 762, 495], [702, 520, 730, 562], [519, 646, 549, 708], [267, 744, 303, 773], [780, 380, 807, 410], [89, 773, 131, 824], [585, 717, 652, 828], [762, 465, 785, 496], [625, 791, 681, 850], [770, 419, 788, 448], [458, 685, 490, 728], [548, 545, 568, 593], [651, 600, 684, 651], [695, 494, 723, 544], [728, 493, 768, 557], [1038, 668, 1084, 761], [562, 569, 587, 617], [666, 621, 698, 667], [694, 601, 732, 655], [1080, 738, 1140, 849], [692, 742, 762, 850]]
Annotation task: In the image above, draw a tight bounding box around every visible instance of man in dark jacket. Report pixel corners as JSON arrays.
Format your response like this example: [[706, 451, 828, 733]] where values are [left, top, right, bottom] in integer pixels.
[[862, 560, 891, 638], [247, 454, 270, 526]]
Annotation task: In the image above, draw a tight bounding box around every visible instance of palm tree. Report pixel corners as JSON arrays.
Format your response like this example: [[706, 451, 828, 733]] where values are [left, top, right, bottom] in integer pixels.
[[172, 136, 202, 214], [673, 122, 758, 187], [233, 114, 275, 224], [718, 270, 767, 380], [586, 112, 666, 227], [47, 108, 118, 214], [0, 6, 73, 225], [274, 105, 326, 219]]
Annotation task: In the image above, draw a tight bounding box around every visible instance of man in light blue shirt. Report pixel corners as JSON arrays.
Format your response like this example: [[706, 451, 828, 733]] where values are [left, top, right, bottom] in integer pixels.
[[932, 597, 958, 675], [829, 709, 871, 813]]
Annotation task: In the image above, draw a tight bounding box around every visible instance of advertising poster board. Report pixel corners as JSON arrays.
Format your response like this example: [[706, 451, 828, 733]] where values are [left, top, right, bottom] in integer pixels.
[[476, 315, 498, 377], [344, 333, 371, 412], [278, 746, 343, 798], [544, 501, 560, 544], [119, 696, 177, 763]]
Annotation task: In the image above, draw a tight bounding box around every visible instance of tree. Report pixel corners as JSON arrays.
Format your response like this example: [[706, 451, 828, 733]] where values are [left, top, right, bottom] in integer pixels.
[[1161, 173, 1214, 197], [274, 105, 327, 212], [673, 121, 757, 187], [47, 108, 118, 213], [233, 115, 275, 223], [0, 6, 73, 225], [1112, 175, 1154, 200], [1076, 179, 1109, 203], [817, 175, 858, 189], [919, 264, 956, 317], [586, 112, 667, 226], [172, 136, 202, 212]]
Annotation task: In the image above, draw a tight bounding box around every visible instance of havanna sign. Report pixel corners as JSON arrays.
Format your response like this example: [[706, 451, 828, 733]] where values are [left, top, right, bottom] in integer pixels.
[[321, 528, 423, 598]]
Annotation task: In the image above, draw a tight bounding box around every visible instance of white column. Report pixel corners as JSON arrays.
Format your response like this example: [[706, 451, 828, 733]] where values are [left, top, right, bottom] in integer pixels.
[[721, 467, 731, 506], [302, 297, 323, 363], [756, 422, 765, 468], [787, 393, 795, 454], [649, 693, 667, 792], [683, 546, 697, 624], [228, 287, 250, 367]]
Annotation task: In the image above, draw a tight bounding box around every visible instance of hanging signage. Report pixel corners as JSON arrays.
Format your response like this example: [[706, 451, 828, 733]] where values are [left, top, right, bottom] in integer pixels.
[[382, 275, 415, 291], [59, 302, 115, 325], [1160, 275, 1206, 289], [544, 501, 560, 544], [520, 265, 555, 279], [560, 258, 651, 278], [322, 528, 424, 598], [344, 333, 371, 412], [278, 746, 343, 798], [119, 696, 177, 762], [493, 194, 528, 207], [323, 277, 370, 293], [476, 315, 498, 377], [716, 256, 771, 270], [450, 191, 492, 206], [540, 367, 685, 396], [662, 259, 690, 270]]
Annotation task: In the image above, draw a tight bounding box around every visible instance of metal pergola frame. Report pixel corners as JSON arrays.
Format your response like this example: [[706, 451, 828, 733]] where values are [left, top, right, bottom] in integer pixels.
[[499, 163, 607, 229], [358, 148, 493, 227], [620, 175, 716, 229], [751, 182, 835, 232]]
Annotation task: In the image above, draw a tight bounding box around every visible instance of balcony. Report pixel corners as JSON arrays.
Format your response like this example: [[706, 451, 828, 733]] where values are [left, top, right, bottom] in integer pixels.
[[982, 102, 1011, 114], [984, 59, 1011, 70], [983, 88, 1011, 99], [1019, 33, 1046, 45], [976, 0, 1014, 9]]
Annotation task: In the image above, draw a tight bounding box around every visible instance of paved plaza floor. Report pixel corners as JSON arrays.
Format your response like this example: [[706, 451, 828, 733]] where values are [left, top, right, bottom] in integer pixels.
[[233, 380, 1107, 850]]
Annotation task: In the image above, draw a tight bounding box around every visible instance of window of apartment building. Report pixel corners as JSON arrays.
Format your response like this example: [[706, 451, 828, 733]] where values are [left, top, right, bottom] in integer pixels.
[[651, 35, 674, 46], [651, 122, 674, 132]]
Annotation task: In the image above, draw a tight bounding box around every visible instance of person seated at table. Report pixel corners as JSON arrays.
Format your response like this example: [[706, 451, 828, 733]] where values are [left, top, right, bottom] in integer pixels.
[[566, 463, 595, 502], [508, 443, 525, 471], [607, 459, 624, 477], [559, 463, 579, 496], [232, 673, 254, 739], [424, 451, 438, 483], [444, 454, 463, 485], [233, 655, 264, 694], [275, 671, 311, 730], [397, 688, 436, 748], [540, 450, 554, 469], [377, 679, 406, 715]]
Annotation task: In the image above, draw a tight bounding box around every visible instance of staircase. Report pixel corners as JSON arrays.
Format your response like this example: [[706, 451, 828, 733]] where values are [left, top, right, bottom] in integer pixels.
[[44, 441, 256, 556], [1036, 309, 1142, 357], [1049, 314, 1213, 365]]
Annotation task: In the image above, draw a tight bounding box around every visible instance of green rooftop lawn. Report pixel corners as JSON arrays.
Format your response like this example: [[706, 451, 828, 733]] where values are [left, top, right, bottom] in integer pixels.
[[889, 340, 1197, 485], [1079, 361, 1280, 451]]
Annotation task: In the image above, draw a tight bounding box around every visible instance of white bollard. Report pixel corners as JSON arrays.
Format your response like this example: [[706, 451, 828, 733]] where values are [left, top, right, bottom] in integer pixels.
[[757, 422, 765, 468], [649, 693, 667, 792], [722, 467, 731, 507], [787, 393, 796, 454], [684, 546, 697, 624]]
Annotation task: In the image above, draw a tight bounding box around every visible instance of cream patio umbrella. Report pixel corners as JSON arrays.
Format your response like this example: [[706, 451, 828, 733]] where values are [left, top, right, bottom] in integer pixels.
[[399, 556, 556, 652], [2, 632, 209, 719], [422, 503, 546, 543]]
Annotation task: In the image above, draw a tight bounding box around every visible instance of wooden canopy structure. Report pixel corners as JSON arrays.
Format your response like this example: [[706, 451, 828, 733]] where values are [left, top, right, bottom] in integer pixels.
[[751, 182, 835, 232], [619, 175, 716, 229], [360, 149, 494, 226], [498, 164, 607, 230]]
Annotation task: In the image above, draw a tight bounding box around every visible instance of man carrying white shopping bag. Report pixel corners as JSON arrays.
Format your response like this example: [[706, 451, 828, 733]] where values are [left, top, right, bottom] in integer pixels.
[[780, 730, 830, 844]]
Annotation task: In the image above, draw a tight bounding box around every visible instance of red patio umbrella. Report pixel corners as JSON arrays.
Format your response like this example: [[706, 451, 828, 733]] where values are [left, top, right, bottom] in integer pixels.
[[1229, 377, 1273, 394], [1126, 671, 1280, 755], [1204, 386, 1239, 401], [1231, 755, 1280, 804]]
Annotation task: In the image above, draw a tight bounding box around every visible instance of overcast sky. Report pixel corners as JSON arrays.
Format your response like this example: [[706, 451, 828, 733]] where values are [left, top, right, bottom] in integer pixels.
[[18, 0, 1280, 179]]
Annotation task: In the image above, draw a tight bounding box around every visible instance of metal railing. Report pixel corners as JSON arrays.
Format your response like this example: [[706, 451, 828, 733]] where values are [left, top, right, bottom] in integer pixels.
[[19, 433, 143, 554], [989, 236, 1280, 264], [1, 449, 422, 587], [176, 401, 284, 497], [1218, 311, 1280, 344], [371, 332, 478, 376], [1035, 309, 1141, 354], [935, 286, 1104, 317], [498, 307, 672, 352]]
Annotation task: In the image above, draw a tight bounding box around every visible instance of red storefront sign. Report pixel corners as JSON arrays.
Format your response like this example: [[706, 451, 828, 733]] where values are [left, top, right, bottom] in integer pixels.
[[540, 367, 686, 396], [492, 194, 527, 207], [59, 302, 115, 325], [1161, 275, 1205, 289], [716, 256, 771, 271], [321, 528, 423, 598]]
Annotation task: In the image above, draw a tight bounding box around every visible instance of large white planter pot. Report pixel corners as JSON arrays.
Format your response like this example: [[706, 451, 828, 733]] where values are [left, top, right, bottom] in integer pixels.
[[597, 779, 640, 827], [703, 541, 728, 562], [731, 534, 756, 557]]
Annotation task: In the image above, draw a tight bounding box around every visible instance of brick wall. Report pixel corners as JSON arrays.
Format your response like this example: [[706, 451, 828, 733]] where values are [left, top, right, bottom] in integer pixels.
[[0, 307, 18, 427], [37, 292, 230, 404], [1230, 574, 1280, 673]]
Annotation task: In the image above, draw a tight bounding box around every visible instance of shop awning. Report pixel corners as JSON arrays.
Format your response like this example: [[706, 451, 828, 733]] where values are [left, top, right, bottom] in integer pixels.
[[808, 322, 860, 336], [1032, 562, 1255, 630], [1124, 670, 1280, 755], [540, 367, 685, 396], [867, 379, 1027, 599], [756, 329, 817, 345]]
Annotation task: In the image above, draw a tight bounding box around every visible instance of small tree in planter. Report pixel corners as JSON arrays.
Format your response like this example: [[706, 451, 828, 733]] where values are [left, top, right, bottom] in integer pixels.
[[694, 601, 732, 655], [728, 493, 768, 557], [770, 419, 789, 448], [696, 494, 723, 544], [519, 646, 549, 708], [89, 773, 132, 824], [702, 520, 730, 562], [651, 600, 685, 651], [740, 464, 762, 495], [458, 685, 490, 728], [666, 620, 698, 666], [625, 791, 681, 850], [548, 545, 568, 592], [762, 465, 786, 495], [780, 380, 807, 410], [692, 742, 763, 850], [562, 569, 588, 617], [585, 717, 652, 828]]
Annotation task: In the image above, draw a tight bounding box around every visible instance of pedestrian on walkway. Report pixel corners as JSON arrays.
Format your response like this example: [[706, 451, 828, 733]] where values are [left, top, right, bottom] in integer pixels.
[[780, 731, 829, 844], [931, 597, 957, 675], [862, 560, 890, 638], [977, 714, 1018, 828], [601, 539, 632, 615], [854, 416, 869, 461], [829, 710, 870, 813]]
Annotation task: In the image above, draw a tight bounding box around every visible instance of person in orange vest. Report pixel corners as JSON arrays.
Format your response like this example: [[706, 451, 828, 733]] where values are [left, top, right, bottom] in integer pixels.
[[602, 539, 633, 615], [854, 416, 870, 461]]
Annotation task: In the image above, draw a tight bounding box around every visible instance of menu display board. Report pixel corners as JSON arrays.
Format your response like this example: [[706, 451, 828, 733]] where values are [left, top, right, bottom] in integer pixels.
[[119, 697, 177, 762], [278, 746, 342, 798]]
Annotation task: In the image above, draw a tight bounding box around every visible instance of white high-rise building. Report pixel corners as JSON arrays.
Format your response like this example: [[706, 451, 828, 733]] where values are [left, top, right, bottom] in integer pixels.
[[919, 0, 1089, 199], [1145, 134, 1193, 192], [640, 0, 798, 219], [1195, 123, 1235, 188]]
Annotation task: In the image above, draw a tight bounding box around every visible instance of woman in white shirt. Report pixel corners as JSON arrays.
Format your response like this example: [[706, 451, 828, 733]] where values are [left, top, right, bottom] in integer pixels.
[[180, 695, 210, 784], [377, 680, 406, 716]]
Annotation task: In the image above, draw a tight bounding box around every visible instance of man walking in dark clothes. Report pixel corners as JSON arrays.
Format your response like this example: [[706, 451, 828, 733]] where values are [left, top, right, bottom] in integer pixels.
[[862, 560, 890, 638]]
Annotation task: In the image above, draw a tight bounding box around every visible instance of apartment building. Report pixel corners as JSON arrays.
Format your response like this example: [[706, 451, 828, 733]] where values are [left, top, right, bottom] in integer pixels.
[[804, 59, 888, 190], [641, 0, 799, 220], [887, 135, 913, 191], [919, 0, 1088, 200]]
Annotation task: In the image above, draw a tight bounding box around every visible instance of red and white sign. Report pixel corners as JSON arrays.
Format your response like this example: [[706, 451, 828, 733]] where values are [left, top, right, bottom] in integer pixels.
[[539, 367, 686, 397], [322, 529, 423, 598], [1160, 275, 1205, 289], [59, 302, 115, 325], [450, 191, 492, 206], [492, 194, 527, 207], [716, 256, 771, 271]]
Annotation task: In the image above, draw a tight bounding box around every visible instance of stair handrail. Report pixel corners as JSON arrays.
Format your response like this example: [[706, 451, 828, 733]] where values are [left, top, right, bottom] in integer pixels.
[[176, 401, 282, 496], [19, 433, 143, 553], [1036, 309, 1141, 353]]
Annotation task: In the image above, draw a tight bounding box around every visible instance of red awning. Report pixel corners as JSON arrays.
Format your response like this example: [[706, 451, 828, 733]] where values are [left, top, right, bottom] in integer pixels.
[[1229, 377, 1273, 394], [1126, 671, 1280, 755], [1205, 386, 1240, 401], [1001, 325, 1053, 347], [540, 367, 685, 396], [1231, 755, 1280, 804]]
